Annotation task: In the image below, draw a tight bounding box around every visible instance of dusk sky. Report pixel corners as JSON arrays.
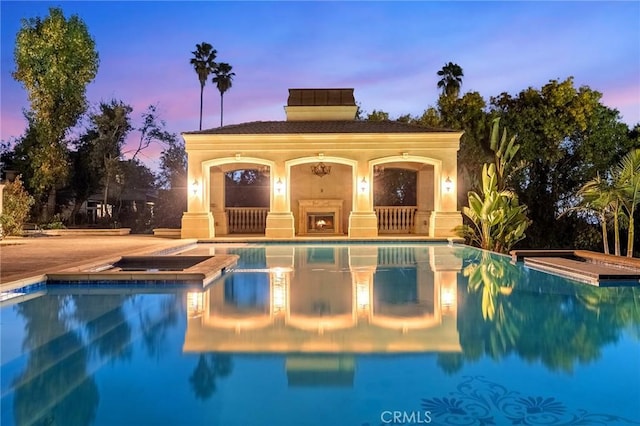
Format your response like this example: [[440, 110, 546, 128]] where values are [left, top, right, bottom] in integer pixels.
[[2, 1, 639, 171]]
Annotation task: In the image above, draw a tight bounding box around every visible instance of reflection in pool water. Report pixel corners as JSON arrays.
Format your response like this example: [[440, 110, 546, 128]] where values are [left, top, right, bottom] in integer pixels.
[[1, 243, 639, 426]]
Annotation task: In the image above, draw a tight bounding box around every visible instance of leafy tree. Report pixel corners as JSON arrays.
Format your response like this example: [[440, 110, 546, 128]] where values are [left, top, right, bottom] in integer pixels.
[[13, 7, 99, 219], [490, 77, 631, 249], [212, 62, 235, 127], [436, 62, 464, 98], [128, 104, 176, 160], [366, 110, 390, 121], [1, 175, 35, 237], [154, 136, 187, 228], [409, 107, 442, 128], [190, 42, 217, 130], [438, 92, 493, 205], [113, 159, 157, 232], [88, 100, 133, 219]]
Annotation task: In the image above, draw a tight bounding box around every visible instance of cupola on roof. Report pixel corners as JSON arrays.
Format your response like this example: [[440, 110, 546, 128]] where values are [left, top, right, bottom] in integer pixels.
[[285, 88, 358, 121]]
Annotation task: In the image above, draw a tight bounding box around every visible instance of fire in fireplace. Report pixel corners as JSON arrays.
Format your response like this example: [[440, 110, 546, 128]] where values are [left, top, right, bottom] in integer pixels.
[[307, 213, 335, 232]]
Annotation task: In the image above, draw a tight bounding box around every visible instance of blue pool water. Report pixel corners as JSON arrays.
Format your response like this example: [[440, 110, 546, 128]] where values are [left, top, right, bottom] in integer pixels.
[[1, 243, 639, 426]]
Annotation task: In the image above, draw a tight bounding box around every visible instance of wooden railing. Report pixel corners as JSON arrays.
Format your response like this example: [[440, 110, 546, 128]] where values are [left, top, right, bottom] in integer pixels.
[[375, 206, 417, 234], [226, 207, 268, 234]]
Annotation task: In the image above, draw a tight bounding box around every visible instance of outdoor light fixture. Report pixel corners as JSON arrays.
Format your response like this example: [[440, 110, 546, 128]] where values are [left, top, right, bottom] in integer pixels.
[[191, 179, 199, 195], [360, 177, 368, 193], [311, 162, 331, 178], [275, 178, 284, 194], [444, 176, 453, 193]]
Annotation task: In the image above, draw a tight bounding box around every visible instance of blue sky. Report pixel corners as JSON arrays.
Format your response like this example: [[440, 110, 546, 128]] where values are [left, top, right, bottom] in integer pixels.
[[2, 1, 639, 170]]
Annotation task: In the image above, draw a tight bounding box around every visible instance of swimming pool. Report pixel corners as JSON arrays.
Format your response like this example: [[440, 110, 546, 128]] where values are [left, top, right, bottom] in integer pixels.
[[1, 243, 639, 425]]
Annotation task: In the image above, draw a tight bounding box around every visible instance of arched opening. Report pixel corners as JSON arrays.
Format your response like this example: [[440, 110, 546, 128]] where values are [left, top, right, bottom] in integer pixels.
[[224, 167, 270, 234], [373, 164, 425, 234]]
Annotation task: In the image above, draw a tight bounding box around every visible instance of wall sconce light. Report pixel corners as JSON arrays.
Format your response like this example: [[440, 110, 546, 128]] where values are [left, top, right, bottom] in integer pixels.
[[360, 177, 368, 193], [275, 178, 284, 194], [191, 179, 199, 195], [443, 176, 453, 193]]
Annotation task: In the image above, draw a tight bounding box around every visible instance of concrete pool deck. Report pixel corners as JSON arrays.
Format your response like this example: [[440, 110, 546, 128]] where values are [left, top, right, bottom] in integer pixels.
[[0, 235, 198, 291]]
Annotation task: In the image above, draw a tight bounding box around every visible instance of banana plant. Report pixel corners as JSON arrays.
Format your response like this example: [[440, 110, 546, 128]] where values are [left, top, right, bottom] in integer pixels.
[[459, 163, 530, 253], [457, 118, 530, 253]]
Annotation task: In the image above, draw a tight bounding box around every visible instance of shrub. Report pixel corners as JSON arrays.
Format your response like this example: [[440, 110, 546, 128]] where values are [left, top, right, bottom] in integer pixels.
[[1, 176, 35, 237]]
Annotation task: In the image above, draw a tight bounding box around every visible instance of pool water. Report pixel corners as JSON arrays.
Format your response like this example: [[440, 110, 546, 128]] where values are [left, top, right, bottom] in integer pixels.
[[1, 243, 639, 426]]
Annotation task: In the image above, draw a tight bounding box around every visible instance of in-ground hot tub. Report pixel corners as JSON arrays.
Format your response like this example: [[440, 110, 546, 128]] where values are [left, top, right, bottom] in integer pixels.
[[46, 255, 238, 287]]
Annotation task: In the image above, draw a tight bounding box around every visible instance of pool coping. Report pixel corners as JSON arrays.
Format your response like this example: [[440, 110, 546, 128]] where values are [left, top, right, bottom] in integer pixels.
[[0, 237, 461, 295], [46, 254, 239, 287]]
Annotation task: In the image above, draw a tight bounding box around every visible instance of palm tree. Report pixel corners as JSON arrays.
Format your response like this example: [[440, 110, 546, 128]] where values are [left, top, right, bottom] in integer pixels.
[[190, 42, 217, 130], [572, 174, 619, 254], [212, 62, 235, 127], [615, 148, 640, 257], [437, 62, 464, 98]]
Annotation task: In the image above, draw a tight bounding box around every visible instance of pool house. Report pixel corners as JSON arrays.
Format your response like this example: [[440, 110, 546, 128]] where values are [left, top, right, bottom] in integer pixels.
[[181, 88, 463, 239]]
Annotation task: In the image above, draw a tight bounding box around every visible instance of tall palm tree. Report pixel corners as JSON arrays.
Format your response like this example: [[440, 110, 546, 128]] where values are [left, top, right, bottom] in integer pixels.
[[212, 62, 235, 127], [190, 42, 217, 130], [437, 62, 464, 98]]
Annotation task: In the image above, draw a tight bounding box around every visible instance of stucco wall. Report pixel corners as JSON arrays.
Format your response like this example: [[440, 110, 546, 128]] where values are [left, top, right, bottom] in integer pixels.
[[290, 163, 353, 234]]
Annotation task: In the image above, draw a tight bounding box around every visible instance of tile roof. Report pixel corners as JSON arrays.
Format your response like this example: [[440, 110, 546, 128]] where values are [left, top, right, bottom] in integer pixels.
[[184, 120, 458, 135]]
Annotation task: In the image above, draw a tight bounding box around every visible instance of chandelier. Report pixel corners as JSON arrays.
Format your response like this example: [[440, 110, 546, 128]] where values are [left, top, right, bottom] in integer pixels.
[[311, 162, 331, 178], [258, 165, 270, 176]]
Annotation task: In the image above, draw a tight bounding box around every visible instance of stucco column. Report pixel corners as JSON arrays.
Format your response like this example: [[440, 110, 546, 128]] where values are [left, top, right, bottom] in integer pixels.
[[181, 156, 214, 239], [210, 167, 228, 235], [429, 156, 462, 237], [414, 167, 434, 235], [348, 162, 378, 238], [265, 162, 295, 238]]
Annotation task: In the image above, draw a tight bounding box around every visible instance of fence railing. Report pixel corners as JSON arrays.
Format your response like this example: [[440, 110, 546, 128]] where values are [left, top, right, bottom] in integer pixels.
[[375, 206, 417, 234], [226, 207, 269, 234]]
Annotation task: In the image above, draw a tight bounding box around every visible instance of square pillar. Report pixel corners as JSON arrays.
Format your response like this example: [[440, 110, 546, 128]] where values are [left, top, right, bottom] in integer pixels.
[[181, 212, 214, 239], [429, 211, 462, 238], [210, 167, 228, 235], [265, 212, 295, 238], [348, 212, 378, 238], [415, 167, 434, 235]]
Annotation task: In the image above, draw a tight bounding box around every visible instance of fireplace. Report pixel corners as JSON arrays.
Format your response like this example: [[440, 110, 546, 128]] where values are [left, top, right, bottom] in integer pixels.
[[298, 199, 343, 235], [308, 213, 335, 233]]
